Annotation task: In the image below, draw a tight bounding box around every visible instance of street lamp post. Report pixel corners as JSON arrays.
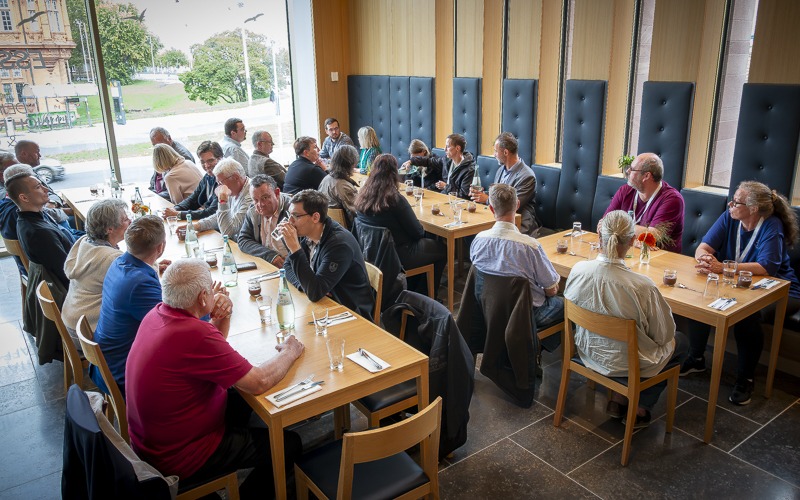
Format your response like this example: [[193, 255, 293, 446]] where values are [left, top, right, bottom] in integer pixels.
[[241, 30, 253, 105], [271, 40, 280, 116]]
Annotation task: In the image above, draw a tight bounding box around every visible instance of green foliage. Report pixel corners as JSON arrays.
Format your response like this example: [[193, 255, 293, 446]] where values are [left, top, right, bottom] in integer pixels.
[[618, 155, 636, 171], [158, 48, 190, 68], [180, 29, 289, 106]]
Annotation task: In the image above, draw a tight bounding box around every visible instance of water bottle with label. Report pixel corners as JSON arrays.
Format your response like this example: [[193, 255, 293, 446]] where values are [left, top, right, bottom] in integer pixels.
[[184, 213, 199, 258], [132, 187, 143, 217], [221, 235, 238, 287], [276, 269, 295, 331]]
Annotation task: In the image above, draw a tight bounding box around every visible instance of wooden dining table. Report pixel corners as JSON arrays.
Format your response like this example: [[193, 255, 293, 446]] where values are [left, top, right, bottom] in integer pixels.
[[537, 231, 790, 444]]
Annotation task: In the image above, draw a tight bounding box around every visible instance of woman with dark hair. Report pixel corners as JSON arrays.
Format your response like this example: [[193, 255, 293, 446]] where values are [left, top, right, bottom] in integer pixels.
[[681, 181, 800, 405], [318, 144, 359, 226], [354, 154, 446, 295]]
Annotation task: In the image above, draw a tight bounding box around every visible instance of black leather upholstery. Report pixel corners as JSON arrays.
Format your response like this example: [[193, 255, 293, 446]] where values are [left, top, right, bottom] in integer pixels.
[[348, 75, 372, 141], [453, 78, 482, 158], [680, 189, 728, 257], [390, 77, 411, 164], [431, 147, 445, 158], [296, 438, 428, 500], [410, 77, 435, 155], [502, 79, 538, 165], [358, 380, 416, 412], [591, 176, 626, 229], [475, 155, 500, 190], [371, 76, 391, 156], [728, 84, 800, 199], [556, 80, 607, 230], [531, 164, 561, 230], [637, 81, 694, 189]]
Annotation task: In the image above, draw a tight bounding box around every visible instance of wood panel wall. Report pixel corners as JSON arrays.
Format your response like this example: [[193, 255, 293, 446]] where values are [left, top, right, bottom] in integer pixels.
[[507, 0, 542, 79], [313, 0, 351, 137], [435, 0, 456, 147], [480, 0, 505, 155], [455, 0, 484, 78], [749, 0, 800, 84], [536, 0, 565, 164]]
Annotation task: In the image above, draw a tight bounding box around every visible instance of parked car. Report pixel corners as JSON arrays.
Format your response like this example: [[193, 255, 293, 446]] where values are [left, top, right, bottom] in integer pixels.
[[0, 148, 65, 184]]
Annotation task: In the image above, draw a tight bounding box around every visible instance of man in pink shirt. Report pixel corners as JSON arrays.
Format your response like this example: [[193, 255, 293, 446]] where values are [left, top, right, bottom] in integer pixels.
[[126, 259, 304, 498]]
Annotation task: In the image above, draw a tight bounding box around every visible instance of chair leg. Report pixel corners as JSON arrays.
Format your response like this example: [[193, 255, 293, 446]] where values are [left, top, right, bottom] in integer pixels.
[[294, 465, 309, 500], [62, 359, 70, 395], [553, 365, 571, 426], [665, 372, 678, 433], [621, 403, 637, 466], [426, 269, 435, 300]]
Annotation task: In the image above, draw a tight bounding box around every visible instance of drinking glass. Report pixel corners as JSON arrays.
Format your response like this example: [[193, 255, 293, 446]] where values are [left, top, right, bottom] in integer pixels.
[[572, 221, 582, 238], [589, 241, 601, 257], [204, 251, 218, 268], [663, 269, 678, 287], [413, 188, 424, 208], [405, 180, 415, 195], [704, 273, 720, 299], [467, 201, 477, 213], [453, 204, 464, 225], [722, 260, 737, 284], [326, 337, 345, 372], [89, 184, 99, 197], [248, 281, 262, 297], [192, 242, 204, 259], [556, 239, 568, 254], [448, 191, 458, 207], [313, 308, 329, 337], [737, 270, 753, 288], [256, 296, 272, 324], [431, 203, 440, 215]]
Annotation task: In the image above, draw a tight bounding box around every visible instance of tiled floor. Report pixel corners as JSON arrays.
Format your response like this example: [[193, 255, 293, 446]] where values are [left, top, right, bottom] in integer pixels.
[[1, 254, 799, 499]]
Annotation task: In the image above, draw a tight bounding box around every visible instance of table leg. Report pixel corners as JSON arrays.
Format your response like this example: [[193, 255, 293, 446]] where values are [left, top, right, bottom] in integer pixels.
[[269, 417, 287, 500], [766, 292, 788, 398], [446, 234, 455, 312], [334, 404, 350, 439], [704, 318, 729, 443], [416, 363, 430, 408]]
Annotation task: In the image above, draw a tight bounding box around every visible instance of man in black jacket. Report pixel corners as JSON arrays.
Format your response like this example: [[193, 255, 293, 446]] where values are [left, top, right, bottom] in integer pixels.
[[164, 141, 220, 221], [278, 189, 374, 321], [283, 137, 327, 194], [404, 134, 476, 199]]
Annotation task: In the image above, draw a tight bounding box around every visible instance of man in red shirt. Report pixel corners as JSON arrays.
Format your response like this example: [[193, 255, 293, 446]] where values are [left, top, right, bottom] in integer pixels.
[[126, 259, 304, 498]]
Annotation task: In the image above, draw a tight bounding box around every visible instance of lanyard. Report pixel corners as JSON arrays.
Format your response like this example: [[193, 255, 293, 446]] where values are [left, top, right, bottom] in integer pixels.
[[631, 182, 663, 225], [735, 217, 764, 263]]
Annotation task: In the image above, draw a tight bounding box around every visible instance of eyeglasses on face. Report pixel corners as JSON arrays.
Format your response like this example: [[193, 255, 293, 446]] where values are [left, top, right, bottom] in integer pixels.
[[289, 212, 310, 220], [728, 199, 748, 207]]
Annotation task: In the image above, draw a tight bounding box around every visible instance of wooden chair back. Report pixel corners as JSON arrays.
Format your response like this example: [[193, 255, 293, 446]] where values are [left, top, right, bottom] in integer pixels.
[[36, 281, 84, 393], [328, 208, 348, 229], [365, 262, 383, 325], [563, 299, 640, 374], [5, 238, 29, 273], [76, 315, 129, 444]]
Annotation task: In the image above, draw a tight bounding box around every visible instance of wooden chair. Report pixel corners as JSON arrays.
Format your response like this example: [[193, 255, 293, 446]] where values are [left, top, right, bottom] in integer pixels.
[[4, 238, 29, 317], [295, 397, 442, 500], [76, 315, 129, 444], [553, 299, 679, 466], [353, 309, 418, 427], [406, 263, 436, 300], [36, 281, 88, 395], [328, 207, 349, 229], [365, 262, 383, 325]]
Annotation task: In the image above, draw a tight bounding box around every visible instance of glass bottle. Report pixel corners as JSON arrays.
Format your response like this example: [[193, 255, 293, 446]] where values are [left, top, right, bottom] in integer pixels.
[[276, 269, 295, 331], [471, 165, 482, 191], [184, 213, 199, 258], [132, 187, 143, 217], [221, 235, 238, 287]]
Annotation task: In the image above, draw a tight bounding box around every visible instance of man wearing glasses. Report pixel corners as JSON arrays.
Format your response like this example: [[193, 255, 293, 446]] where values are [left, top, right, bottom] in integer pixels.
[[278, 189, 375, 321], [319, 118, 354, 162], [164, 141, 221, 222], [248, 130, 287, 189], [604, 152, 685, 252]]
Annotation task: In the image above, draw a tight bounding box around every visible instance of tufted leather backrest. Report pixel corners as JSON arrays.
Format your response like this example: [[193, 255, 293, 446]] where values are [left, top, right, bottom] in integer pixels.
[[531, 165, 561, 230], [410, 77, 435, 155], [727, 84, 800, 199], [637, 81, 694, 189], [502, 79, 537, 165], [475, 155, 500, 191], [453, 78, 482, 158], [555, 80, 607, 230], [390, 77, 411, 164], [680, 189, 728, 257], [591, 176, 626, 229], [348, 75, 372, 140], [431, 147, 445, 158], [371, 76, 391, 153]]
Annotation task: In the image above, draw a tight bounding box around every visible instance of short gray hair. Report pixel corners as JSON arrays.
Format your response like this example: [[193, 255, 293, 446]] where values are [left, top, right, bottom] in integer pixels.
[[85, 199, 128, 242], [489, 183, 517, 217], [213, 157, 246, 179], [161, 259, 213, 310], [251, 130, 269, 148], [3, 163, 33, 184], [251, 173, 277, 191], [0, 152, 16, 168], [633, 153, 664, 182], [149, 127, 171, 141]]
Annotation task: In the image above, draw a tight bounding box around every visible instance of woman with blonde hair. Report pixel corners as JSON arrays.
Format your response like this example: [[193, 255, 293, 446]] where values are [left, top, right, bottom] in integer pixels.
[[153, 143, 203, 204], [357, 126, 382, 174], [682, 181, 800, 405]]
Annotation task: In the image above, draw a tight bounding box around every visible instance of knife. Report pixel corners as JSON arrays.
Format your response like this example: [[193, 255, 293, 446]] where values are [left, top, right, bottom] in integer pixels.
[[359, 348, 383, 370], [275, 380, 325, 402]]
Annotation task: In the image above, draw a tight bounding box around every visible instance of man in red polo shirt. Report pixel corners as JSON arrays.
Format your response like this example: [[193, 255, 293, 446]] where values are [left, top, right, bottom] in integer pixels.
[[126, 259, 304, 498]]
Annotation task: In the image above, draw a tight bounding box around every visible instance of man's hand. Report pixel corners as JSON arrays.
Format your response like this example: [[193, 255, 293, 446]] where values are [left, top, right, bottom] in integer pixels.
[[435, 180, 446, 190], [279, 222, 301, 254], [157, 259, 172, 275], [470, 189, 488, 204], [271, 255, 286, 268], [164, 206, 179, 217], [210, 293, 233, 319], [215, 184, 231, 203], [276, 335, 304, 360], [314, 157, 327, 170]]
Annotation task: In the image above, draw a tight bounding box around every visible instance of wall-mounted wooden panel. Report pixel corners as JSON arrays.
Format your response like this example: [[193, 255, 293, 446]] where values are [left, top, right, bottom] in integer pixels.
[[349, 0, 435, 76], [749, 0, 800, 84], [481, 0, 504, 155], [436, 0, 456, 147], [569, 0, 614, 80], [314, 0, 352, 137], [507, 0, 542, 79], [535, 0, 565, 164], [456, 0, 484, 77]]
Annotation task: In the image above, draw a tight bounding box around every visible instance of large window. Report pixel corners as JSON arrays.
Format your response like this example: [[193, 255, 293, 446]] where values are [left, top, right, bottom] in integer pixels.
[[1, 0, 12, 32], [27, 0, 41, 31], [46, 0, 63, 32]]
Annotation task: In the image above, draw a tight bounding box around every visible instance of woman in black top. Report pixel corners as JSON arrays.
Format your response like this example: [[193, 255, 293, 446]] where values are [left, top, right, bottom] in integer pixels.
[[354, 154, 446, 296]]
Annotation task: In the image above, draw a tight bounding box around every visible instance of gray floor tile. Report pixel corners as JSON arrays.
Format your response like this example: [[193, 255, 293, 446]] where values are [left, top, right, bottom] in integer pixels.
[[0, 291, 23, 324], [0, 471, 60, 499], [674, 396, 763, 452], [732, 402, 800, 488], [570, 421, 800, 499], [0, 322, 36, 387], [0, 377, 45, 416], [440, 438, 597, 499]]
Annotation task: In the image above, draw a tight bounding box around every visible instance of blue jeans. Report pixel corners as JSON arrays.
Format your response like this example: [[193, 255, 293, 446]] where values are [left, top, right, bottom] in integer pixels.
[[535, 295, 564, 352]]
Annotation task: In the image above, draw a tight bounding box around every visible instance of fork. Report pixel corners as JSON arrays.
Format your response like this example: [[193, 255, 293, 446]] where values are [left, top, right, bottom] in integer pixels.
[[678, 283, 703, 293], [273, 374, 315, 399], [307, 311, 352, 325]]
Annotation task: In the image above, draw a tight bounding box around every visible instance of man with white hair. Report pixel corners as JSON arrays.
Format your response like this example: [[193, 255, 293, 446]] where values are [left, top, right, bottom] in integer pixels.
[[605, 152, 684, 252], [248, 130, 287, 189], [126, 259, 304, 498], [191, 158, 252, 240]]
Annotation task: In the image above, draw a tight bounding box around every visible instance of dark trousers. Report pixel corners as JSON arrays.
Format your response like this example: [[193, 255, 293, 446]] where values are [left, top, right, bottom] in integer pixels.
[[621, 331, 688, 410], [686, 297, 800, 382], [182, 390, 302, 500], [397, 238, 447, 297]]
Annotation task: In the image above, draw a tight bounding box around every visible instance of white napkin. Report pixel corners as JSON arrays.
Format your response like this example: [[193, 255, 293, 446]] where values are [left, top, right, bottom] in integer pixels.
[[265, 383, 323, 408], [709, 298, 738, 311], [328, 314, 357, 327], [346, 350, 390, 373], [753, 278, 778, 289]]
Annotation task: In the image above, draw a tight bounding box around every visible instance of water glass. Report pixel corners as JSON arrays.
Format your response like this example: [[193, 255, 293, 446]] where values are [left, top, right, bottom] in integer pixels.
[[166, 216, 178, 235], [589, 241, 601, 257], [737, 270, 753, 288], [704, 273, 720, 299], [405, 179, 415, 195], [663, 269, 677, 286], [326, 337, 345, 372], [572, 221, 582, 239], [556, 239, 569, 254], [722, 260, 737, 284], [453, 205, 464, 224], [192, 242, 204, 259], [256, 296, 272, 325], [204, 251, 218, 268], [448, 191, 458, 207], [313, 308, 329, 337], [431, 203, 440, 215], [413, 188, 424, 208]]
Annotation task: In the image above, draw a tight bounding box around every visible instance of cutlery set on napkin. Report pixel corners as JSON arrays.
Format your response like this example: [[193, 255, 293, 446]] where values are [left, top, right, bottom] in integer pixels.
[[709, 297, 737, 310]]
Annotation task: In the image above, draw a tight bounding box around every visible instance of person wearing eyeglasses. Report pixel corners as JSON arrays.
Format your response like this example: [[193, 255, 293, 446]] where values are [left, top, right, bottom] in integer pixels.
[[278, 189, 375, 321], [248, 130, 287, 189], [319, 118, 355, 162], [164, 141, 221, 222], [681, 181, 800, 405], [604, 152, 684, 252]]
